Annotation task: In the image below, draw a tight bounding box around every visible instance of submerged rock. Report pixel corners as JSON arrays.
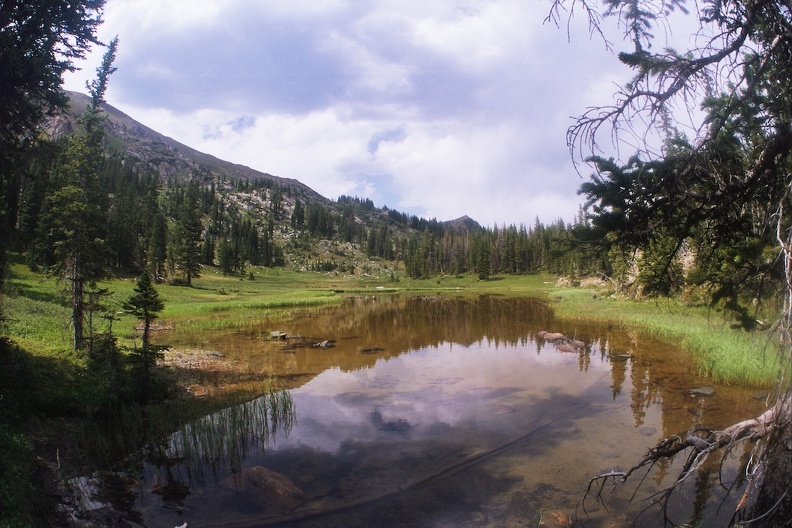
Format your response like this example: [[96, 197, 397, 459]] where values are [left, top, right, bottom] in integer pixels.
[[247, 466, 305, 509], [556, 343, 577, 353], [371, 410, 412, 435], [638, 426, 657, 437], [541, 332, 567, 342], [689, 387, 716, 397], [539, 331, 586, 352]]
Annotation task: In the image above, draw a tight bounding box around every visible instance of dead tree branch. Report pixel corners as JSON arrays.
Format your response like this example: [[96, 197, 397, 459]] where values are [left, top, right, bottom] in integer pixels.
[[581, 395, 792, 524]]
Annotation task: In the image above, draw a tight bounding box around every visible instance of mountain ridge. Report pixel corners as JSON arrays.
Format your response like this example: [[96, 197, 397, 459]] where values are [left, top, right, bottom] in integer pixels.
[[54, 91, 329, 205], [54, 90, 481, 230]]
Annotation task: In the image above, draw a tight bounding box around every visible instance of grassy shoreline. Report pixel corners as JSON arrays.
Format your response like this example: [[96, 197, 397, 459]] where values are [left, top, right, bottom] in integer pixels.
[[547, 286, 780, 388]]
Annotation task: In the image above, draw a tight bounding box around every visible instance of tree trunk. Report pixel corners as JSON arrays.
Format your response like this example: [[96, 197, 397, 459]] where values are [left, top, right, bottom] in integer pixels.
[[72, 275, 84, 351], [751, 393, 792, 527], [135, 317, 151, 402], [142, 318, 150, 353]]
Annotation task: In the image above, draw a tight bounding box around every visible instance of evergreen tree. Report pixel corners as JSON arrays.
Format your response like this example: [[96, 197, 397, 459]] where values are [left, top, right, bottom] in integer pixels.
[[41, 37, 117, 350], [143, 185, 168, 281], [202, 235, 215, 266], [123, 270, 165, 400], [171, 181, 203, 286], [475, 236, 491, 280], [291, 198, 305, 229], [0, 0, 105, 319], [554, 0, 792, 522]]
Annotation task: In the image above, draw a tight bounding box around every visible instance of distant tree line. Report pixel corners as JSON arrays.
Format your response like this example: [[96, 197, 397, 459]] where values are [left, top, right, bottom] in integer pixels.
[[399, 218, 602, 280]]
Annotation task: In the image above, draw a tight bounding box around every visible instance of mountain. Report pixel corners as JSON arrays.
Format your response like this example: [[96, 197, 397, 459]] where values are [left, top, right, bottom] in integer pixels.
[[27, 92, 587, 280], [35, 91, 491, 277], [443, 215, 482, 232], [52, 91, 328, 205]]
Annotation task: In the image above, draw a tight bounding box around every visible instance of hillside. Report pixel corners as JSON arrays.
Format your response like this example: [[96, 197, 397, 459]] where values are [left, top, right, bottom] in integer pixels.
[[39, 92, 487, 277], [25, 91, 591, 281]]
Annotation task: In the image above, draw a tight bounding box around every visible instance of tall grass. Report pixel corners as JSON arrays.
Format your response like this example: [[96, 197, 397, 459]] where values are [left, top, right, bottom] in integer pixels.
[[548, 287, 780, 387], [74, 378, 294, 476], [170, 380, 294, 474]]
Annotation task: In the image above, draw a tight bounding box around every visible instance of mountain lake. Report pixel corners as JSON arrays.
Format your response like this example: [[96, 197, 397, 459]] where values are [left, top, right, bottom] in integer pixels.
[[72, 295, 767, 527]]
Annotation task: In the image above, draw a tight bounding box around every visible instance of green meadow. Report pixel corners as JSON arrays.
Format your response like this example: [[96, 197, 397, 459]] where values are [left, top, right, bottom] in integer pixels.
[[4, 256, 780, 388]]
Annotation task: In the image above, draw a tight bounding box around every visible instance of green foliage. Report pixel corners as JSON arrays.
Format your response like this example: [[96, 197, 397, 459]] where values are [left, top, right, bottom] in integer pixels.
[[476, 236, 491, 280], [30, 38, 118, 350], [0, 0, 105, 149], [171, 181, 204, 286], [579, 147, 783, 319], [0, 423, 38, 528], [123, 271, 166, 401], [124, 272, 164, 327]]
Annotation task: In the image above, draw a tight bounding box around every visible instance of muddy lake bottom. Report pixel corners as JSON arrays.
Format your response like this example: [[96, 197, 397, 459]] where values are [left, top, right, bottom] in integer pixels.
[[81, 296, 767, 527]]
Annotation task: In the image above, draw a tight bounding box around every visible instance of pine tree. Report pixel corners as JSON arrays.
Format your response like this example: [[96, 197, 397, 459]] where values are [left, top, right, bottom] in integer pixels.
[[43, 37, 117, 350], [554, 0, 792, 522], [143, 187, 168, 281], [171, 181, 203, 286], [123, 270, 165, 400], [291, 199, 305, 229], [475, 236, 491, 280]]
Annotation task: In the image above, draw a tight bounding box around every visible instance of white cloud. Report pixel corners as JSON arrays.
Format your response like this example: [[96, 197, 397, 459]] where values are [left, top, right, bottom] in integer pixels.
[[63, 0, 641, 226]]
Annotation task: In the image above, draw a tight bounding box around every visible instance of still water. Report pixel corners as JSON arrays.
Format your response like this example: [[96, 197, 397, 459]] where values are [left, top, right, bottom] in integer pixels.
[[115, 295, 765, 527]]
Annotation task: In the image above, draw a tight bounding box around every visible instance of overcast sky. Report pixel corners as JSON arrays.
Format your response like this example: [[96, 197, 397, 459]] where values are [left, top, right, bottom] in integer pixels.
[[63, 0, 635, 227]]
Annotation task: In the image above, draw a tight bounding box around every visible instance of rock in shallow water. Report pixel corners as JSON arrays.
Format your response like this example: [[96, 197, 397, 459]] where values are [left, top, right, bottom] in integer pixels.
[[246, 466, 305, 509], [689, 386, 716, 397]]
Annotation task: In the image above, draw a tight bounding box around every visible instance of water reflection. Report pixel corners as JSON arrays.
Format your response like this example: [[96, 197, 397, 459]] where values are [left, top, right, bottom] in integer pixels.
[[169, 387, 294, 476], [125, 295, 766, 527]]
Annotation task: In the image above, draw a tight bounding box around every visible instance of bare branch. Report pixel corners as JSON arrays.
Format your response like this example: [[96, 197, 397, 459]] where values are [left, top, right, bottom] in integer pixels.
[[581, 395, 792, 522]]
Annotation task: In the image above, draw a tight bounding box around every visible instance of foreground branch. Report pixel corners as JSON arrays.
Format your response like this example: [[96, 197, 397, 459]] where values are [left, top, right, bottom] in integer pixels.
[[582, 395, 791, 524]]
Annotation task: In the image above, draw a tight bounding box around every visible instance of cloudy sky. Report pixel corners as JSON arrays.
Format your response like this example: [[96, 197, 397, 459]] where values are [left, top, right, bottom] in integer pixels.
[[63, 0, 635, 227]]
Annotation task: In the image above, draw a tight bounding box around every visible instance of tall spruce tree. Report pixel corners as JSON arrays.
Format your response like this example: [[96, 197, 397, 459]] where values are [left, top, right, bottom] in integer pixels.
[[44, 37, 117, 350], [0, 0, 105, 318], [172, 181, 203, 286]]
